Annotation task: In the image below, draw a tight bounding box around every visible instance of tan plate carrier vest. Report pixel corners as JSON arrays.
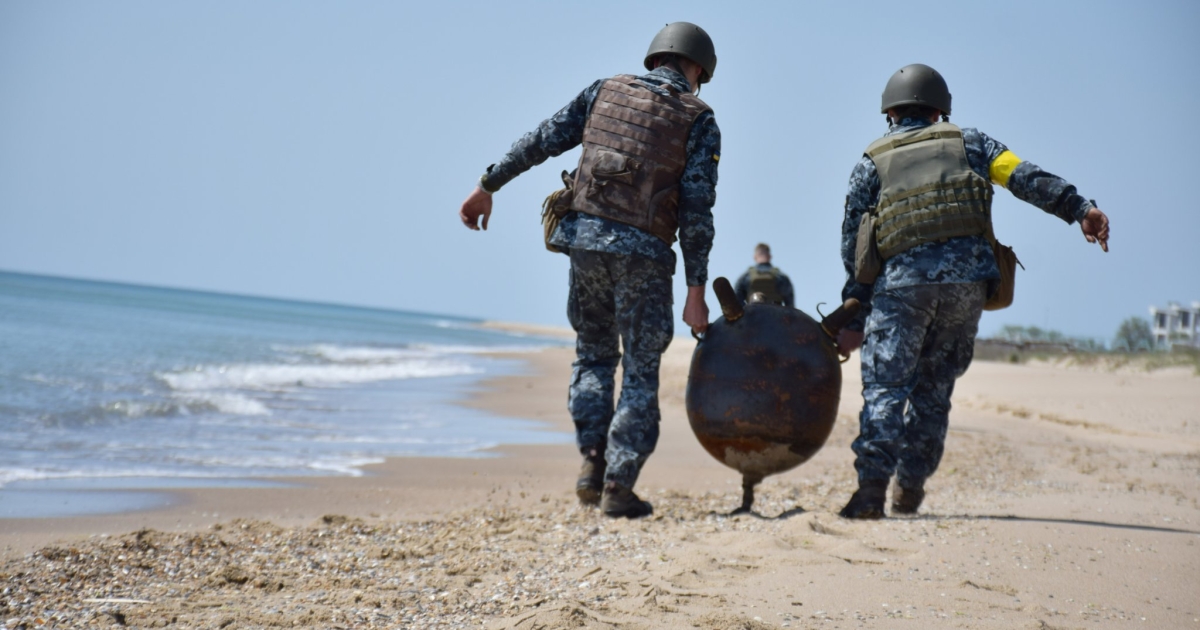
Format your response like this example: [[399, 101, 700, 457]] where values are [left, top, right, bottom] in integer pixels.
[[746, 266, 784, 304], [864, 122, 993, 260], [571, 75, 711, 244]]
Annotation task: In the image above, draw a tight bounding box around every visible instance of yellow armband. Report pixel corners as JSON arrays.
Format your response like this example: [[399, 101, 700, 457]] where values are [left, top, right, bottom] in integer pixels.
[[989, 150, 1022, 188]]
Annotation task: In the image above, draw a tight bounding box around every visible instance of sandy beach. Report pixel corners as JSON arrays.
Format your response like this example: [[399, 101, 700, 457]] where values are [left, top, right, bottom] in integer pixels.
[[3, 333, 1198, 629]]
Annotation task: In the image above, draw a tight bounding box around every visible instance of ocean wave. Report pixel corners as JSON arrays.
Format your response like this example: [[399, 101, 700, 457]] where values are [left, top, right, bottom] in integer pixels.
[[99, 399, 182, 419], [178, 392, 271, 416], [274, 433, 433, 444], [0, 466, 253, 487], [0, 455, 387, 488], [21, 373, 86, 388], [169, 452, 385, 471], [87, 392, 271, 420], [158, 359, 481, 392], [308, 457, 385, 476], [431, 319, 473, 330], [299, 344, 439, 363], [293, 343, 545, 362], [412, 343, 547, 355]]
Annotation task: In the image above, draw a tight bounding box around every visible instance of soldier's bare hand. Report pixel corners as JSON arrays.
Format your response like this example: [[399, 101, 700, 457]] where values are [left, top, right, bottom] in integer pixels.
[[1080, 207, 1109, 252], [459, 187, 493, 231], [837, 329, 864, 358], [683, 285, 709, 336]]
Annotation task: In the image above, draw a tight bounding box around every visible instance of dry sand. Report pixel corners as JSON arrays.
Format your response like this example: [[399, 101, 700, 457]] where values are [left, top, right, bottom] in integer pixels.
[[3, 333, 1198, 629]]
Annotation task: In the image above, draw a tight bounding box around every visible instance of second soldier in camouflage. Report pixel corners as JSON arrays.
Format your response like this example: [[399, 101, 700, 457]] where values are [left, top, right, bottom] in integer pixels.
[[837, 64, 1110, 519]]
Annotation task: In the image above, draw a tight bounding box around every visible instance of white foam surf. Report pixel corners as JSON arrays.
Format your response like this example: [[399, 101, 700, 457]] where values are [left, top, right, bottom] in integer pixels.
[[298, 344, 439, 363], [179, 392, 271, 416], [159, 358, 481, 393]]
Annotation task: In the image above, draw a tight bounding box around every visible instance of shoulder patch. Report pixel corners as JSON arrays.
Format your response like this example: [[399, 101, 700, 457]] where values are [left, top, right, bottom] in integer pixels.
[[713, 153, 720, 162]]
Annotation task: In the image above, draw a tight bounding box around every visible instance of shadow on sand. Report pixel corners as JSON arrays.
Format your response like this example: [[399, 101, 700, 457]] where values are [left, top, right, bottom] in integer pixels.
[[918, 513, 1200, 535], [707, 506, 810, 520], [701, 507, 1199, 534]]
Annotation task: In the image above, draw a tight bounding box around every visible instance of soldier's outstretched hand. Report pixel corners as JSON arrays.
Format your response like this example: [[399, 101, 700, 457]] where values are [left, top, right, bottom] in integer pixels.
[[459, 187, 493, 231], [1080, 207, 1109, 252]]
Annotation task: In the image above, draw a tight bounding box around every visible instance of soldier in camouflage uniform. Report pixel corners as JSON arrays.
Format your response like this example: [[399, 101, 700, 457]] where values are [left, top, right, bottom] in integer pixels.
[[836, 64, 1110, 519], [734, 243, 795, 307], [458, 23, 721, 518]]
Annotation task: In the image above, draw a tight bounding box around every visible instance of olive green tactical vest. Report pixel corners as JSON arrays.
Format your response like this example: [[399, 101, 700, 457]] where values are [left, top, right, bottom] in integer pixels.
[[864, 122, 992, 260], [746, 266, 784, 303], [571, 75, 711, 244]]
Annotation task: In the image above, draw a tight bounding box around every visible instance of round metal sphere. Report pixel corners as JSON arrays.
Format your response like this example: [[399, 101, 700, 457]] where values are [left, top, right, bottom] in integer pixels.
[[686, 303, 842, 480]]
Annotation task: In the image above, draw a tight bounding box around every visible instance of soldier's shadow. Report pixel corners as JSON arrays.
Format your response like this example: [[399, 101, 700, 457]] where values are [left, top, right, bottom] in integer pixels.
[[706, 506, 809, 520], [698, 509, 1200, 533], [910, 513, 1199, 535]]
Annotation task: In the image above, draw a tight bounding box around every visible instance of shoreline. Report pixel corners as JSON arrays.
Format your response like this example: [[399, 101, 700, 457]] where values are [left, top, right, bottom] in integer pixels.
[[0, 347, 581, 560], [5, 332, 1199, 628]]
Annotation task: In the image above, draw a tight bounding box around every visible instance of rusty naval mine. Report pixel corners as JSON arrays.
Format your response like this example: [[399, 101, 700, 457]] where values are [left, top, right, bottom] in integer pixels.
[[686, 277, 860, 514]]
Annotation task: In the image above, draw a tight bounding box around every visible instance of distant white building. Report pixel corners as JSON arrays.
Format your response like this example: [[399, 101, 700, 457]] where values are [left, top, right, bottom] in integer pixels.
[[1149, 301, 1200, 349]]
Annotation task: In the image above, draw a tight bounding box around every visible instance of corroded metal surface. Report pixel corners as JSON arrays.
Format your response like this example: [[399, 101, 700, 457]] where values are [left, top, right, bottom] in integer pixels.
[[686, 277, 859, 512]]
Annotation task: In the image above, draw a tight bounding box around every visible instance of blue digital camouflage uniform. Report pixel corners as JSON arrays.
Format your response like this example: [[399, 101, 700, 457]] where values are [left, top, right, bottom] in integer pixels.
[[841, 117, 1094, 487], [734, 263, 795, 308], [567, 249, 674, 486], [483, 67, 720, 488]]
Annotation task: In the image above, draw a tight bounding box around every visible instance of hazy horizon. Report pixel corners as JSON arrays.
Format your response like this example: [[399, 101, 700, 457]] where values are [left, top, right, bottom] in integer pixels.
[[1, 267, 1162, 345], [3, 1, 1197, 341]]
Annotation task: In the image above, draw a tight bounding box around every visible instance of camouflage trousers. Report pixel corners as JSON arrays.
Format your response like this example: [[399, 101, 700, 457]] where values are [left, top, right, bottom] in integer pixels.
[[852, 282, 987, 487], [567, 249, 674, 488]]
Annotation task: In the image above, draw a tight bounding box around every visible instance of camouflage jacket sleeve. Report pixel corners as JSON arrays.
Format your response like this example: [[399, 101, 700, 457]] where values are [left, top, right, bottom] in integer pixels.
[[677, 111, 720, 287], [968, 129, 1095, 223], [482, 80, 604, 191], [840, 156, 879, 331]]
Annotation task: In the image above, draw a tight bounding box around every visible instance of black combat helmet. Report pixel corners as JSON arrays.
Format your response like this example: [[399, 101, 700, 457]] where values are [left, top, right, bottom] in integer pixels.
[[643, 22, 717, 84], [881, 64, 951, 115]]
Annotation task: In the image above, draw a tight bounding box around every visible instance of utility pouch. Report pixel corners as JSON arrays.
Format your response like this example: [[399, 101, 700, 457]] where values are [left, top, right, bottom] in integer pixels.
[[590, 149, 638, 186], [983, 237, 1023, 311], [540, 170, 574, 255], [854, 212, 882, 284]]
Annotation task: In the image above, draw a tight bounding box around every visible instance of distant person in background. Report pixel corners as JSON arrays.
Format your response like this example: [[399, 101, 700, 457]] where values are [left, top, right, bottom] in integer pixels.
[[734, 243, 794, 307]]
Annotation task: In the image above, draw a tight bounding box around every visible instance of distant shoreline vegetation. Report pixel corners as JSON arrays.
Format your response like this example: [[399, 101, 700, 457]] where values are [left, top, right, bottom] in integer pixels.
[[975, 321, 1200, 375]]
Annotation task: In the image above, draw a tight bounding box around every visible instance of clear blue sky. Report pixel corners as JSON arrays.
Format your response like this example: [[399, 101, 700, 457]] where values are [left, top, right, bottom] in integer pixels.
[[2, 1, 1197, 341]]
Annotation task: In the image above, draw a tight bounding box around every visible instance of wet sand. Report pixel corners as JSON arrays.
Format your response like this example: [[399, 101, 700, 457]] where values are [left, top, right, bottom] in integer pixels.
[[3, 334, 1198, 628]]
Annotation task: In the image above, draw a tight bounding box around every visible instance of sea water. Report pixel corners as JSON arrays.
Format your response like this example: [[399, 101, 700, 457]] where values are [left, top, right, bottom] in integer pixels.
[[0, 271, 570, 517]]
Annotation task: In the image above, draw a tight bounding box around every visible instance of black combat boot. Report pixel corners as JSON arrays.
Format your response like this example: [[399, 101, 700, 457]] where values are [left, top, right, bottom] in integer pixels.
[[891, 482, 925, 515], [600, 482, 653, 519], [576, 450, 606, 506], [838, 479, 888, 519]]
